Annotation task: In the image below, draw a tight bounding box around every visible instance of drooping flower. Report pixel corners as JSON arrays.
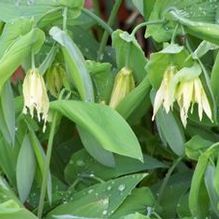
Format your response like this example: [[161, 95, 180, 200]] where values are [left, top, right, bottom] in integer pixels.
[[152, 65, 177, 120], [175, 77, 212, 127], [23, 68, 49, 132], [109, 67, 135, 108]]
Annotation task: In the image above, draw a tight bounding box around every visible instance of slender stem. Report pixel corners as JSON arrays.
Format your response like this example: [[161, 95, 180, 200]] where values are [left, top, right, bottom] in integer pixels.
[[37, 112, 58, 218], [97, 0, 122, 61], [158, 156, 183, 203], [131, 20, 165, 37], [31, 52, 35, 69], [82, 8, 113, 34], [171, 23, 179, 44], [62, 7, 68, 31]]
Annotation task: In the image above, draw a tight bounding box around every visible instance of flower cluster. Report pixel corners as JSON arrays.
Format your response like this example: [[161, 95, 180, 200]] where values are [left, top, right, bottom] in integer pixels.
[[152, 65, 212, 127]]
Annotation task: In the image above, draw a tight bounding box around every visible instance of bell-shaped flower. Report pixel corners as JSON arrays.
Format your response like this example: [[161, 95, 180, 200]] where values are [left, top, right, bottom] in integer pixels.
[[152, 65, 177, 120], [175, 77, 212, 127], [22, 68, 49, 132]]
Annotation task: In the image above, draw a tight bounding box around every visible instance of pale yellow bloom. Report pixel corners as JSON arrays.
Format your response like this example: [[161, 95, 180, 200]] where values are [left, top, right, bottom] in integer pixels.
[[109, 67, 135, 109], [175, 77, 212, 127], [23, 68, 49, 132], [152, 65, 177, 120]]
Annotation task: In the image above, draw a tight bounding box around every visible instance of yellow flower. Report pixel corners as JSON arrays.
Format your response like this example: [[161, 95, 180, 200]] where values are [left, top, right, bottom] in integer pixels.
[[109, 67, 135, 108], [175, 77, 212, 127], [23, 68, 49, 132], [152, 65, 177, 120]]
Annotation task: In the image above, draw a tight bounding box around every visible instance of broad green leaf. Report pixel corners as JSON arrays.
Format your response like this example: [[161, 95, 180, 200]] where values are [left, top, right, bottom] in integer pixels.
[[185, 135, 213, 160], [0, 0, 84, 24], [86, 60, 114, 103], [132, 0, 155, 20], [204, 164, 219, 217], [77, 126, 115, 167], [189, 152, 210, 218], [0, 19, 33, 58], [211, 51, 219, 106], [0, 28, 45, 92], [145, 44, 191, 89], [0, 82, 15, 145], [16, 135, 36, 203], [49, 26, 94, 102], [214, 154, 219, 196], [0, 200, 37, 219], [28, 129, 52, 203], [50, 100, 143, 162], [146, 0, 219, 42], [64, 149, 166, 184], [176, 192, 191, 218], [0, 176, 21, 205], [46, 173, 147, 218], [111, 187, 155, 218], [155, 108, 185, 156], [112, 30, 148, 83], [120, 213, 150, 219]]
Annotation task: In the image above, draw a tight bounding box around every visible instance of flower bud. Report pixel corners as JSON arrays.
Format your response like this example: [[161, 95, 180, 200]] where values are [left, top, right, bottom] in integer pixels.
[[109, 67, 135, 109], [46, 63, 66, 98], [22, 68, 49, 132]]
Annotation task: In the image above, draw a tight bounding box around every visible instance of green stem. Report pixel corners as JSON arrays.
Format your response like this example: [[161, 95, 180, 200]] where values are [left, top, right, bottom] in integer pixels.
[[37, 112, 58, 218], [171, 23, 179, 44], [97, 0, 122, 61], [131, 20, 165, 37], [158, 156, 183, 203], [31, 52, 35, 69], [62, 7, 68, 31], [82, 8, 113, 34]]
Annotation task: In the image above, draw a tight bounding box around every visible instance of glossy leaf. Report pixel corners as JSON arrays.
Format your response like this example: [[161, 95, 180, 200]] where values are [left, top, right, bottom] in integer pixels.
[[49, 26, 94, 102], [46, 173, 147, 218], [16, 135, 36, 203], [64, 149, 166, 184], [112, 30, 148, 83], [50, 100, 143, 162], [0, 28, 45, 92]]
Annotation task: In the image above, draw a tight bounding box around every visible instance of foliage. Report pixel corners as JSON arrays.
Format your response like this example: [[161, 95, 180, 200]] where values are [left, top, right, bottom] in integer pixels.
[[0, 0, 219, 219]]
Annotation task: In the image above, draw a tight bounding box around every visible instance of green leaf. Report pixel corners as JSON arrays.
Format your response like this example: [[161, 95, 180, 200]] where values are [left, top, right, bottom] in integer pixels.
[[46, 173, 147, 218], [120, 212, 150, 219], [50, 100, 143, 162], [0, 176, 21, 205], [0, 28, 45, 92], [189, 152, 210, 218], [0, 18, 33, 58], [211, 51, 219, 106], [111, 187, 155, 218], [86, 60, 114, 103], [146, 44, 191, 89], [16, 135, 36, 203], [49, 26, 94, 102], [0, 82, 15, 145], [64, 149, 167, 184], [0, 200, 38, 219], [204, 164, 219, 217], [155, 107, 185, 156], [112, 30, 148, 83], [185, 135, 213, 161], [146, 0, 219, 42], [77, 126, 115, 167]]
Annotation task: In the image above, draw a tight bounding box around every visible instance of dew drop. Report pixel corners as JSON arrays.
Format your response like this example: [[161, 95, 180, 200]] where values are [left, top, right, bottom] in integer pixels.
[[88, 189, 93, 194], [107, 186, 112, 191], [118, 184, 125, 192], [102, 210, 108, 215]]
